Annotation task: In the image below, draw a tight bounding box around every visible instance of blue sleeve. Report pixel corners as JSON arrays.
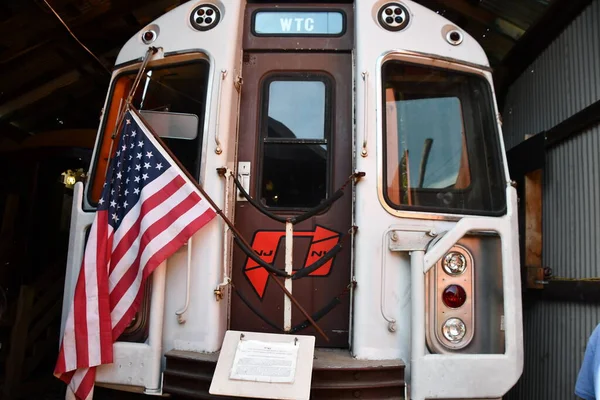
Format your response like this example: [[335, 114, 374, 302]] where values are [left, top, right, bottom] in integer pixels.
[[596, 338, 600, 400], [576, 324, 600, 400]]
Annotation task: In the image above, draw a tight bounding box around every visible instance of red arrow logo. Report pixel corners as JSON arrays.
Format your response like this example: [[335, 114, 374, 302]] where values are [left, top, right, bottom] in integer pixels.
[[243, 225, 340, 298]]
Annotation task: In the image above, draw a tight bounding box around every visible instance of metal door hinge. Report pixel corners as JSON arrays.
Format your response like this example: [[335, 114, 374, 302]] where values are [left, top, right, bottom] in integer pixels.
[[234, 75, 243, 92]]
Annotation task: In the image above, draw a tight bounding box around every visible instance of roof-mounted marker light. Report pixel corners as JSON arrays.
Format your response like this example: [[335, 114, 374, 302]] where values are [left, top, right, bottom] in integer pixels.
[[190, 4, 221, 32]]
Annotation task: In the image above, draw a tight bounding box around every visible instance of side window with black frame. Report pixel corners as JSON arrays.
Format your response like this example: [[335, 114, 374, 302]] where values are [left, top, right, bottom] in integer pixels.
[[259, 74, 331, 209]]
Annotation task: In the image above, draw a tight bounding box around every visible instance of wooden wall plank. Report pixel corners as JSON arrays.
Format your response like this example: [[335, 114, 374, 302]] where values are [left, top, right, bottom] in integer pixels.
[[524, 169, 544, 289]]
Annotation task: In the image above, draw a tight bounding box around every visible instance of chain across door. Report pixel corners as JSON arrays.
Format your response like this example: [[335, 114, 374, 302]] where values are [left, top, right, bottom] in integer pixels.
[[230, 52, 353, 348]]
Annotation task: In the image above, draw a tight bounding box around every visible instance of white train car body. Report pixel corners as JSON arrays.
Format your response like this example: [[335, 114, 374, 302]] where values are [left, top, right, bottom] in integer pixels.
[[60, 1, 523, 399]]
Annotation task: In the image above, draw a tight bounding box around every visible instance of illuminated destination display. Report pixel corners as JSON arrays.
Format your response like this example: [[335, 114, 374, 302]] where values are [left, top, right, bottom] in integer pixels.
[[253, 11, 345, 35]]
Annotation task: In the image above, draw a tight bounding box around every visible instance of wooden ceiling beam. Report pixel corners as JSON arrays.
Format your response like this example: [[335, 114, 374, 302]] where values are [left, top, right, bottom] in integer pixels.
[[0, 42, 124, 127], [414, 0, 515, 63], [0, 63, 73, 106], [0, 120, 31, 143], [0, 71, 81, 121], [7, 77, 100, 133], [495, 0, 594, 107], [432, 0, 525, 41], [0, 0, 164, 68]]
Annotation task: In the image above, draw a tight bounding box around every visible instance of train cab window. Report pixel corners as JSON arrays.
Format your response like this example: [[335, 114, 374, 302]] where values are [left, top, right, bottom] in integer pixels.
[[382, 61, 506, 215], [88, 57, 209, 205], [259, 76, 331, 208]]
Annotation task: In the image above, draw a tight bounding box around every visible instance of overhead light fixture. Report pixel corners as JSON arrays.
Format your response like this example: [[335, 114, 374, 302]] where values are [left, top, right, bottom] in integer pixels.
[[61, 168, 86, 189]]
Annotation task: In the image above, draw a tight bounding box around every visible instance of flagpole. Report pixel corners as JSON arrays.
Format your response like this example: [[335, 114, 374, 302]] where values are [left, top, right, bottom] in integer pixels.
[[129, 106, 329, 342], [104, 46, 159, 184]]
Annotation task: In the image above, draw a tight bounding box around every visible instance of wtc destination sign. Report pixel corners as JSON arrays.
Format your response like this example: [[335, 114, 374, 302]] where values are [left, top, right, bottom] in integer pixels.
[[253, 11, 345, 36]]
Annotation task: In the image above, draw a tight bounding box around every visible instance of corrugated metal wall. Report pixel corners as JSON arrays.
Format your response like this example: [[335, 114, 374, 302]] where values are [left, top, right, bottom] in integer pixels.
[[543, 124, 600, 280], [501, 1, 600, 399], [506, 301, 600, 399], [502, 0, 600, 150]]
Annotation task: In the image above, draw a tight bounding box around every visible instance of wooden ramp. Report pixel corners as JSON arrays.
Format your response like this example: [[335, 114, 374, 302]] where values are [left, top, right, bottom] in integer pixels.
[[163, 348, 405, 399]]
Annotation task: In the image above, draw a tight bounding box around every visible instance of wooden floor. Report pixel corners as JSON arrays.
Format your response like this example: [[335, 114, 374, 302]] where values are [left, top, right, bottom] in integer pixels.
[[166, 347, 405, 369], [311, 348, 405, 370]]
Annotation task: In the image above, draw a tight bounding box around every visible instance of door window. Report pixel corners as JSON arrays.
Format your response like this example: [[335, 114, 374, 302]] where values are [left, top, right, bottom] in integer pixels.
[[259, 75, 331, 208]]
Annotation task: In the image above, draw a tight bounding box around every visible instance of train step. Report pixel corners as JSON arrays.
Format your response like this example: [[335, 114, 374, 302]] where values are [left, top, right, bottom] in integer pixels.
[[163, 348, 405, 399]]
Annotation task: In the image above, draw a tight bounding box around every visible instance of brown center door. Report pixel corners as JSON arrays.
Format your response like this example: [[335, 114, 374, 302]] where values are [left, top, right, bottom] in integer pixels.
[[230, 52, 352, 347]]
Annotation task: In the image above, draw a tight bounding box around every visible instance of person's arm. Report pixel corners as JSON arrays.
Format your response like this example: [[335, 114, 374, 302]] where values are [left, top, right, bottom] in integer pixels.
[[595, 332, 600, 400], [576, 324, 600, 400]]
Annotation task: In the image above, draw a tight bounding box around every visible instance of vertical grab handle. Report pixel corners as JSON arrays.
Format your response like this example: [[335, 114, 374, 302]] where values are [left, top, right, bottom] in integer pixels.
[[284, 221, 293, 331], [175, 237, 192, 323], [361, 71, 369, 157], [214, 69, 227, 155], [145, 260, 167, 394]]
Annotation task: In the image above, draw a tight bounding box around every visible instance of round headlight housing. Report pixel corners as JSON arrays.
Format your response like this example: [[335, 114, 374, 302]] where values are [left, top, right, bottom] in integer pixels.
[[443, 251, 467, 275], [442, 317, 466, 343]]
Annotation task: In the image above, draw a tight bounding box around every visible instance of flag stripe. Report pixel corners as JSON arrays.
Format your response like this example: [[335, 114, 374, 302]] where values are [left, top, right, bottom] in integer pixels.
[[73, 251, 90, 370], [73, 368, 95, 400], [110, 191, 206, 315], [109, 171, 184, 273], [112, 207, 216, 337], [54, 341, 72, 382], [95, 214, 113, 364], [108, 175, 189, 291]]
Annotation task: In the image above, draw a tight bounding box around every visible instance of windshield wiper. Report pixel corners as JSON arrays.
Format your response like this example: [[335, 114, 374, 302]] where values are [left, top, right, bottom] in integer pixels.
[[417, 138, 433, 188]]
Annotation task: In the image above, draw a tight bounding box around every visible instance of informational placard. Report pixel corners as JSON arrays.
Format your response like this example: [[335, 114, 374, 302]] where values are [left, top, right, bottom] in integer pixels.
[[230, 339, 298, 383], [209, 331, 315, 400]]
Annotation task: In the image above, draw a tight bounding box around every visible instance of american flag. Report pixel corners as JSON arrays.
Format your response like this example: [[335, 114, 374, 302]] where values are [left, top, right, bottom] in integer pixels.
[[54, 109, 216, 399]]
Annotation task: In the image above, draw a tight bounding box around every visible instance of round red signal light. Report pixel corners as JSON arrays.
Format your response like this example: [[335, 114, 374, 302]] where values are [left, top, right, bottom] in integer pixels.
[[442, 284, 467, 308]]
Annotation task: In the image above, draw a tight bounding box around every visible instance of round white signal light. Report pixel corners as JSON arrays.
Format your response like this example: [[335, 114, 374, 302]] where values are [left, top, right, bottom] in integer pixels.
[[442, 318, 466, 343], [443, 251, 467, 275]]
